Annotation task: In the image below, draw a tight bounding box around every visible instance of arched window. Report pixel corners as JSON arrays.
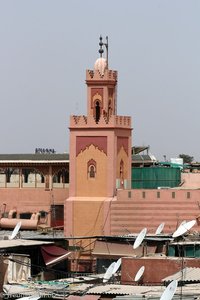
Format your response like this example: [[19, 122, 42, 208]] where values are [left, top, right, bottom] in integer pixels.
[[89, 165, 95, 178], [120, 160, 124, 188], [87, 159, 97, 179], [108, 99, 112, 119], [53, 169, 69, 184], [95, 101, 100, 123]]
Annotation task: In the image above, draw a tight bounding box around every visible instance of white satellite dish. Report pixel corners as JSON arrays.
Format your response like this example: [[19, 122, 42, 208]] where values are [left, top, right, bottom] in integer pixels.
[[103, 262, 116, 283], [134, 265, 145, 281], [172, 219, 196, 238], [180, 220, 187, 226], [133, 228, 147, 249], [155, 223, 165, 235], [172, 220, 186, 237], [9, 221, 21, 240], [160, 280, 178, 300], [112, 258, 122, 275]]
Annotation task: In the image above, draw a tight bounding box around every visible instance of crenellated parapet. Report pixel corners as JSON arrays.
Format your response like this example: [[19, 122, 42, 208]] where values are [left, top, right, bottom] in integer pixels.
[[86, 69, 118, 83], [70, 114, 131, 129], [115, 116, 132, 127]]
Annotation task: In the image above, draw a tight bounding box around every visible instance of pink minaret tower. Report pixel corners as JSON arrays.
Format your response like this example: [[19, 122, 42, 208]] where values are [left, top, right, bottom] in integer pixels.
[[65, 36, 132, 242]]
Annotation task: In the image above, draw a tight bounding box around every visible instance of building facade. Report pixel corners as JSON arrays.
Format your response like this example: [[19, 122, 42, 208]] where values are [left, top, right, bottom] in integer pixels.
[[0, 153, 69, 227], [64, 40, 200, 274], [65, 41, 132, 244]]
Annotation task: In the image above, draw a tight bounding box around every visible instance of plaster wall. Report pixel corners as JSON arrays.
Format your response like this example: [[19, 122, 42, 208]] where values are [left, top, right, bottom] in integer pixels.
[[181, 172, 200, 188], [117, 147, 129, 179], [64, 197, 115, 241], [0, 188, 68, 225], [76, 145, 107, 197], [121, 256, 200, 284], [111, 188, 200, 235], [70, 130, 116, 197]]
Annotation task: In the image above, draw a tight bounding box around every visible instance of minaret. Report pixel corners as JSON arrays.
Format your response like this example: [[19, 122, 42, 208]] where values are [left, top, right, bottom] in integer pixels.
[[65, 36, 132, 240], [86, 36, 117, 124]]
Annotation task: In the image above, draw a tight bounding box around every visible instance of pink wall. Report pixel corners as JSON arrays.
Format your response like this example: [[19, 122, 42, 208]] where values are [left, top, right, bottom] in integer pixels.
[[121, 257, 200, 284], [112, 188, 200, 235], [182, 172, 200, 188], [0, 188, 68, 225]]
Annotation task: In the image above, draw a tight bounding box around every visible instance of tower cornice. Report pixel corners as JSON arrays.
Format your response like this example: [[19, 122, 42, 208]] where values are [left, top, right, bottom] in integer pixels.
[[69, 115, 132, 129], [86, 69, 118, 82], [85, 80, 117, 86]]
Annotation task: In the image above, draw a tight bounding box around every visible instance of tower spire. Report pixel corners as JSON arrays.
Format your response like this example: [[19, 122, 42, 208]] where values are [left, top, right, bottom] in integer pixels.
[[98, 35, 104, 58], [98, 35, 109, 68]]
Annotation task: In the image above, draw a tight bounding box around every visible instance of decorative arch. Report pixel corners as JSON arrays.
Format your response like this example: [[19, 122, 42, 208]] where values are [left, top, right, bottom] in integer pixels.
[[34, 168, 45, 184], [87, 159, 97, 179], [94, 99, 101, 123], [120, 159, 124, 188], [53, 168, 69, 184], [108, 98, 112, 119], [92, 93, 103, 123]]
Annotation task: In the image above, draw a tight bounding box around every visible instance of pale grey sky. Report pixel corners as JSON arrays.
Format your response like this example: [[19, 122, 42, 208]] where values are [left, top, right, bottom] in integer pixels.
[[0, 1, 200, 161]]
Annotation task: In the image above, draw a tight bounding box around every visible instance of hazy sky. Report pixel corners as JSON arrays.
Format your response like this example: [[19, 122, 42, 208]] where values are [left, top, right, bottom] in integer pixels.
[[0, 1, 200, 161]]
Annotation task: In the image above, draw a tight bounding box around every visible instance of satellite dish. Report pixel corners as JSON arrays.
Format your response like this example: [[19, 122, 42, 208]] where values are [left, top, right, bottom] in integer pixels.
[[172, 220, 186, 237], [133, 228, 147, 249], [112, 258, 122, 275], [172, 219, 196, 238], [134, 265, 145, 281], [155, 223, 165, 235], [180, 220, 187, 226], [9, 221, 21, 240], [103, 262, 116, 283], [160, 280, 178, 300]]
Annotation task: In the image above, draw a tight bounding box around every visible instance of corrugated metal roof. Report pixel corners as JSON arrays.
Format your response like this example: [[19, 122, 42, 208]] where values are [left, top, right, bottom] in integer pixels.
[[115, 295, 197, 300], [86, 284, 200, 298], [0, 229, 65, 240], [92, 240, 138, 257], [67, 296, 100, 300], [86, 284, 157, 295], [170, 241, 200, 245], [0, 239, 52, 249], [4, 282, 200, 299], [162, 267, 200, 283], [0, 153, 69, 162], [132, 154, 154, 162]]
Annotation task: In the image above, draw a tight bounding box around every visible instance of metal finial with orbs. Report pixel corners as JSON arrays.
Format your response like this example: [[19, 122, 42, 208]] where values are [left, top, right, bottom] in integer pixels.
[[98, 35, 109, 68], [99, 35, 104, 57]]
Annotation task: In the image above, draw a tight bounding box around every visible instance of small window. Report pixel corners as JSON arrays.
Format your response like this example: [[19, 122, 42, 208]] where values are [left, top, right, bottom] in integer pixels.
[[128, 191, 131, 198], [142, 191, 145, 199], [172, 192, 175, 199], [157, 191, 160, 199], [95, 101, 100, 123], [89, 165, 95, 178], [187, 192, 190, 199], [87, 159, 97, 179]]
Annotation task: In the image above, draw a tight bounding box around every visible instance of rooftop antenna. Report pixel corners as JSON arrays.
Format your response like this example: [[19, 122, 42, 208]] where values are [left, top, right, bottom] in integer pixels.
[[105, 36, 108, 69]]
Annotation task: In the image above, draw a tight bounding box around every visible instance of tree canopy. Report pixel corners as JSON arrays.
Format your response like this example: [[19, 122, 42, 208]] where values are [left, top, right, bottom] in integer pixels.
[[178, 154, 194, 164]]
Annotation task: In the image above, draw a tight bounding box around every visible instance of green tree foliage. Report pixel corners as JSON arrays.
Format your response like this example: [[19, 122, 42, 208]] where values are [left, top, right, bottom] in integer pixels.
[[179, 154, 194, 164]]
